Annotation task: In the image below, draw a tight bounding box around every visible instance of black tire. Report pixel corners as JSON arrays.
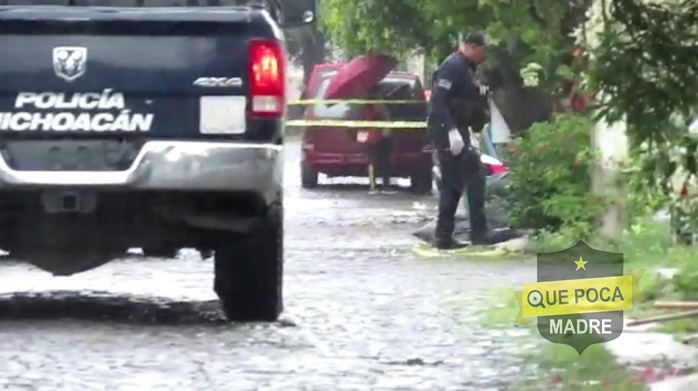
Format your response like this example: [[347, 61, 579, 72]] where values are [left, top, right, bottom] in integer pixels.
[[142, 246, 179, 258], [301, 162, 318, 189], [197, 248, 214, 259], [214, 203, 283, 322], [411, 168, 433, 194]]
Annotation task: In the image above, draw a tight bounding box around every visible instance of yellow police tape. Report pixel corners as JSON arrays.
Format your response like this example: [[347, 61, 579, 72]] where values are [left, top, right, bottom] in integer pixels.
[[288, 99, 423, 105], [286, 98, 427, 128], [286, 119, 427, 128], [514, 269, 645, 324]]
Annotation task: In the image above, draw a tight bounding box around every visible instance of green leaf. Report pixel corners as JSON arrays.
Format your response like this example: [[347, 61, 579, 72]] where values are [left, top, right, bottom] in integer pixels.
[[555, 64, 575, 80]]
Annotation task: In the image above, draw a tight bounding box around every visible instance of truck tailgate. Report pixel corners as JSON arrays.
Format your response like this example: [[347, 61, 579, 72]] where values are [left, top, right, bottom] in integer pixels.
[[0, 9, 266, 138]]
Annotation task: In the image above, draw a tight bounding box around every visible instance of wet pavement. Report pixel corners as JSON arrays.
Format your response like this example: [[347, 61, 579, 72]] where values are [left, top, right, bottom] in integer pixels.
[[0, 141, 537, 391]]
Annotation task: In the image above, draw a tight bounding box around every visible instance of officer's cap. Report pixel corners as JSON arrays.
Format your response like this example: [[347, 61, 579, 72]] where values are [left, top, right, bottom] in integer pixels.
[[459, 32, 487, 47]]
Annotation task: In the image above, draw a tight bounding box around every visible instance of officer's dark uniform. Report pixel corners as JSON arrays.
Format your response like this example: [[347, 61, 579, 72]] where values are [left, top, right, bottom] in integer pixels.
[[427, 38, 491, 248]]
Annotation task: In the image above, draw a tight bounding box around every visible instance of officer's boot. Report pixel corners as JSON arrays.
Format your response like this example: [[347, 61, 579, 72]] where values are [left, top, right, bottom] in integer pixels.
[[435, 220, 469, 249], [471, 226, 516, 245], [469, 211, 515, 244]]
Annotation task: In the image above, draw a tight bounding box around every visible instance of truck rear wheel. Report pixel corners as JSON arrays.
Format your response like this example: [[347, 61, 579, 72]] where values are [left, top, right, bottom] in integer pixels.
[[214, 203, 283, 322], [301, 162, 318, 188]]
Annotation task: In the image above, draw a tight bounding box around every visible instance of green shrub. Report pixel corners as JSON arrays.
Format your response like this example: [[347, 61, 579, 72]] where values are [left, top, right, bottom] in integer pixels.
[[671, 246, 698, 298], [534, 217, 676, 300], [507, 113, 603, 237], [621, 153, 671, 218]]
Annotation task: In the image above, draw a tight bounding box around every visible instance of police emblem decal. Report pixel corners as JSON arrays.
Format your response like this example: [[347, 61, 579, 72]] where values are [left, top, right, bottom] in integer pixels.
[[53, 47, 87, 82], [436, 79, 452, 90]]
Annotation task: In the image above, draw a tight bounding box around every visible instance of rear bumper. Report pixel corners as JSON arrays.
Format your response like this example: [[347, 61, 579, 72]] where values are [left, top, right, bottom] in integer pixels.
[[0, 141, 282, 201], [303, 150, 432, 171]]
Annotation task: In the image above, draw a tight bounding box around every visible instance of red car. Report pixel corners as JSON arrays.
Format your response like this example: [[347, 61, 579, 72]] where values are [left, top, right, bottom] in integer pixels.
[[300, 64, 433, 193]]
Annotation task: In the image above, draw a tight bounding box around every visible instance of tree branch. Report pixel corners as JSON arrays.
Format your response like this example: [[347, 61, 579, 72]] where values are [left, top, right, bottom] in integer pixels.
[[528, 0, 548, 28]]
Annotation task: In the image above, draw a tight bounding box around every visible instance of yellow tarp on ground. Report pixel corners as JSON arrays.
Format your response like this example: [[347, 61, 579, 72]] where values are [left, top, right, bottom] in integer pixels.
[[412, 243, 509, 258]]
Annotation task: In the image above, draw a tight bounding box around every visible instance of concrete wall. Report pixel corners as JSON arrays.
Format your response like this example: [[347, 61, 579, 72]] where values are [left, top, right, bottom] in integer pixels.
[[287, 64, 304, 101], [404, 53, 426, 85], [592, 105, 629, 238]]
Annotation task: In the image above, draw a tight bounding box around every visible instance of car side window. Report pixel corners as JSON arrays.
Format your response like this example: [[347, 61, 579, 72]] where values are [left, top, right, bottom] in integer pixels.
[[313, 78, 353, 119]]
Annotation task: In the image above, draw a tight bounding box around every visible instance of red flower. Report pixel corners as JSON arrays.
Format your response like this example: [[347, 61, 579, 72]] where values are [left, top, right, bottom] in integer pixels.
[[680, 184, 689, 198], [571, 96, 586, 111], [572, 49, 582, 57]]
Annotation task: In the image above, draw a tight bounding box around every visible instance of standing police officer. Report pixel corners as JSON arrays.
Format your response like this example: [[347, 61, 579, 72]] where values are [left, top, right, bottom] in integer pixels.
[[428, 32, 510, 249]]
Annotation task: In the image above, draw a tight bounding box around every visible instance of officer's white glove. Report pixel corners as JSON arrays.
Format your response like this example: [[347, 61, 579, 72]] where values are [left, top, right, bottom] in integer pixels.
[[448, 129, 464, 155], [479, 84, 490, 97]]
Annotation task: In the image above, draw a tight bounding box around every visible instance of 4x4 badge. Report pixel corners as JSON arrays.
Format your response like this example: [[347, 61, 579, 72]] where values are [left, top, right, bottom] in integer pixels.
[[193, 77, 243, 88], [53, 47, 87, 82]]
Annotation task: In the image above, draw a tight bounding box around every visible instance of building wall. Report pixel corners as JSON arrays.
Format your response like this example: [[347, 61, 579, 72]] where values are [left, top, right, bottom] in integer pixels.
[[404, 53, 426, 86]]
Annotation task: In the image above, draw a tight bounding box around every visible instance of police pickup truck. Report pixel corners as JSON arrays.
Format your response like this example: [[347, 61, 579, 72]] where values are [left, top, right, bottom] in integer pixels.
[[0, 0, 316, 322]]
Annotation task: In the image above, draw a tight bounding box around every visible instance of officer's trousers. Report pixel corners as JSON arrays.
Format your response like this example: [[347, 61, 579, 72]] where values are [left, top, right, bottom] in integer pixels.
[[435, 147, 487, 244]]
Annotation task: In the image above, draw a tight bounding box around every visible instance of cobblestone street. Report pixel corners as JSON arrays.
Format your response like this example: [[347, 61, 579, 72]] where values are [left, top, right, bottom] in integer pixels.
[[0, 142, 536, 391]]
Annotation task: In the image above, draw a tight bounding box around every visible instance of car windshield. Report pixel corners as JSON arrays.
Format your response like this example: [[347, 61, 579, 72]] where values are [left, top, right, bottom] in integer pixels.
[[312, 76, 353, 119], [312, 75, 420, 119]]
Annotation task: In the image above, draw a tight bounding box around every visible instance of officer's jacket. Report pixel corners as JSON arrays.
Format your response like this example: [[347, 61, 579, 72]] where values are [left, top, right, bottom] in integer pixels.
[[427, 52, 488, 150]]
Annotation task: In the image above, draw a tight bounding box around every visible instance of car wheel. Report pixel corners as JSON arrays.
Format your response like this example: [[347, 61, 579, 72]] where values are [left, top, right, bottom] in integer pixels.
[[142, 246, 179, 258], [301, 162, 318, 189], [197, 248, 214, 259], [214, 202, 283, 322], [410, 168, 433, 194]]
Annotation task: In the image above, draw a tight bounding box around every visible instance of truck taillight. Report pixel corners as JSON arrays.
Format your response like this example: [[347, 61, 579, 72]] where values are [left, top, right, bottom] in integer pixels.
[[248, 39, 285, 117]]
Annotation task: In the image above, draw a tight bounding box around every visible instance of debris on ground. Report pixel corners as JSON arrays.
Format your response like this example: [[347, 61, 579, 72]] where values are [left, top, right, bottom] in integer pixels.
[[411, 173, 522, 247], [628, 301, 698, 327]]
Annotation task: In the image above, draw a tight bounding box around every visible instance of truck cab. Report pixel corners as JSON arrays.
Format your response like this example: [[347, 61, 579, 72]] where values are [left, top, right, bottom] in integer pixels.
[[0, 0, 316, 321]]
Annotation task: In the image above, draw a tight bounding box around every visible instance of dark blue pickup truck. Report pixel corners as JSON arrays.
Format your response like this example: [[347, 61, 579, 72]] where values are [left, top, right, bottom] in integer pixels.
[[0, 0, 316, 321]]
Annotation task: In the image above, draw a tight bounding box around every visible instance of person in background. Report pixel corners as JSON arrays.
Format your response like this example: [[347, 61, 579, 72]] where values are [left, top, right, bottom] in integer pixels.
[[427, 31, 513, 249], [356, 86, 393, 190]]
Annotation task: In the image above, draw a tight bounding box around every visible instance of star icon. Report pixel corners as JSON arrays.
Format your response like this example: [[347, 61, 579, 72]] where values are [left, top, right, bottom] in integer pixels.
[[575, 256, 588, 271]]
